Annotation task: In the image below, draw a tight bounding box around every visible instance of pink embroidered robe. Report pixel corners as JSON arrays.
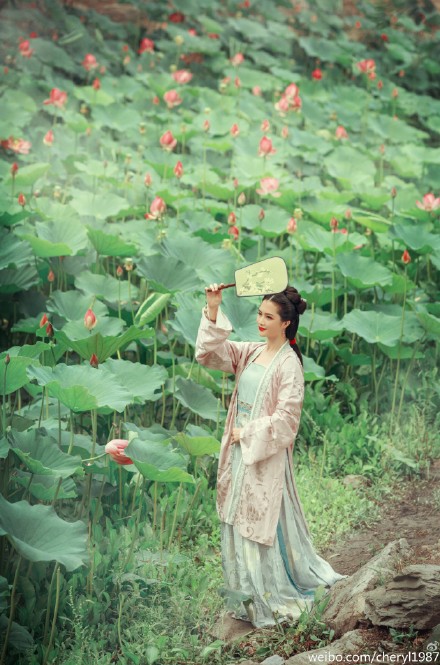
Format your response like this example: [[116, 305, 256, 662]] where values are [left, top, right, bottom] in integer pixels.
[[195, 305, 312, 547]]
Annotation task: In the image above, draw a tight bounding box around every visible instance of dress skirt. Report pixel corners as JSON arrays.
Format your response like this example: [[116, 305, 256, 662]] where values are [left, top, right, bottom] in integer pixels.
[[220, 361, 347, 628]]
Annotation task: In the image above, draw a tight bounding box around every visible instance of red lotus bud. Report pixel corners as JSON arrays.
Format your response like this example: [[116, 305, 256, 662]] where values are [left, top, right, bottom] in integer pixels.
[[40, 313, 49, 327], [84, 308, 97, 330], [5, 354, 10, 365], [18, 193, 26, 207], [90, 353, 99, 368], [48, 269, 55, 282], [402, 249, 411, 264], [11, 162, 19, 176], [45, 322, 54, 337]]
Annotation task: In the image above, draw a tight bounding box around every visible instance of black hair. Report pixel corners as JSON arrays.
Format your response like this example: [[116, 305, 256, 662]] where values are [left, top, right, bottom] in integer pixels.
[[262, 286, 307, 367]]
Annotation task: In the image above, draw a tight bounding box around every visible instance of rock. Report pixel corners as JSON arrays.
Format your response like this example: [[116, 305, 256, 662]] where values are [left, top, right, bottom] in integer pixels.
[[421, 623, 440, 656], [322, 538, 412, 638], [364, 565, 440, 629], [342, 474, 371, 489], [285, 629, 367, 664], [208, 612, 254, 642], [262, 656, 285, 665]]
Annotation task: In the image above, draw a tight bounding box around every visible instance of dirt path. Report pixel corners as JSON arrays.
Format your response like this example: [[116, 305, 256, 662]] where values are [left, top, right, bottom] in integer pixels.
[[320, 459, 440, 575]]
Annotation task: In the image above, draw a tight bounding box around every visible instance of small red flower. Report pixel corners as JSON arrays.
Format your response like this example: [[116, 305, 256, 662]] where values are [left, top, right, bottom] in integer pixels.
[[402, 249, 411, 264], [230, 123, 240, 138], [116, 265, 124, 278], [45, 322, 54, 337], [138, 38, 154, 55], [10, 162, 19, 176], [312, 68, 323, 80], [19, 39, 34, 58], [228, 212, 237, 225], [169, 11, 185, 22], [159, 130, 177, 151], [258, 136, 276, 157], [259, 208, 265, 221], [231, 53, 244, 67], [145, 196, 166, 220], [48, 269, 55, 283], [203, 119, 210, 132], [228, 225, 239, 240], [174, 161, 184, 178], [144, 173, 152, 187], [43, 129, 54, 146], [287, 217, 297, 233], [207, 33, 219, 39], [105, 439, 133, 465], [380, 33, 388, 41], [82, 54, 98, 71], [43, 88, 67, 109], [330, 217, 338, 230], [90, 353, 99, 368], [40, 313, 49, 327], [172, 69, 193, 84], [18, 193, 26, 207], [92, 77, 101, 90], [163, 89, 182, 109]]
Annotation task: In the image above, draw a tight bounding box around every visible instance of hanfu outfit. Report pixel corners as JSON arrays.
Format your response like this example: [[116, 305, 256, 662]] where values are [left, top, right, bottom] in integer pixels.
[[195, 306, 347, 627]]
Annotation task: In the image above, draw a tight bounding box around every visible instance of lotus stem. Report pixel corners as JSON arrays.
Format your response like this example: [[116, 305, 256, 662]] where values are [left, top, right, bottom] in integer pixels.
[[42, 560, 57, 645], [122, 477, 145, 570], [160, 384, 166, 427], [43, 564, 60, 665], [390, 266, 408, 431], [181, 477, 202, 531], [167, 482, 183, 549], [0, 555, 22, 665], [397, 337, 422, 423], [153, 481, 158, 534]]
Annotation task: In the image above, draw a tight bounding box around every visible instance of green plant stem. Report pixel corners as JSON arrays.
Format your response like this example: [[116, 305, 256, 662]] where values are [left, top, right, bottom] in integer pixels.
[[0, 555, 22, 665], [43, 564, 60, 665], [167, 482, 183, 549], [390, 267, 408, 431]]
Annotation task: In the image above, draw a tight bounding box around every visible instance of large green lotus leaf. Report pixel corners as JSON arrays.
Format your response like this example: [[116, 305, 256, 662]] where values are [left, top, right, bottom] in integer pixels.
[[55, 326, 153, 363], [47, 290, 109, 322], [350, 209, 391, 233], [20, 219, 88, 257], [342, 310, 403, 347], [368, 115, 428, 144], [389, 224, 440, 254], [336, 254, 394, 289], [254, 207, 294, 237], [4, 163, 50, 187], [378, 342, 424, 360], [7, 428, 84, 478], [174, 363, 223, 394], [135, 293, 171, 326], [357, 188, 392, 211], [301, 199, 348, 225], [174, 432, 220, 457], [73, 85, 115, 106], [295, 221, 364, 255], [15, 470, 77, 501], [167, 292, 206, 346], [0, 437, 10, 459], [298, 310, 344, 341], [68, 188, 130, 219], [416, 311, 440, 340], [35, 38, 76, 71], [75, 270, 139, 304], [324, 147, 375, 188], [382, 272, 416, 296], [240, 205, 267, 231], [125, 437, 194, 484], [74, 159, 119, 179], [0, 614, 34, 653], [0, 231, 34, 270], [136, 255, 202, 293], [0, 354, 39, 395], [303, 355, 338, 382], [0, 494, 88, 570], [222, 291, 261, 342], [174, 376, 226, 421], [0, 265, 39, 293], [101, 359, 167, 403], [87, 228, 137, 257], [26, 364, 132, 412], [61, 316, 125, 340]]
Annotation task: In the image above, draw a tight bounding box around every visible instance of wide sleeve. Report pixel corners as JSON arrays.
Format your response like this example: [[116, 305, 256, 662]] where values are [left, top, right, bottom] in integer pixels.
[[239, 356, 304, 466], [195, 305, 248, 374]]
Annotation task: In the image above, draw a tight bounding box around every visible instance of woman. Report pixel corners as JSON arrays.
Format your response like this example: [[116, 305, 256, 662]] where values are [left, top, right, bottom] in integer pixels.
[[195, 282, 347, 628]]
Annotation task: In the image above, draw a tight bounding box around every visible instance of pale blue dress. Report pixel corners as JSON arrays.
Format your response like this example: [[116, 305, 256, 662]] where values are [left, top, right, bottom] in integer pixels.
[[220, 360, 348, 628]]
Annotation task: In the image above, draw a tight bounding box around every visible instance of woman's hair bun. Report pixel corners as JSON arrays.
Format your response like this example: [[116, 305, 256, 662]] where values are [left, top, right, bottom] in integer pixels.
[[284, 286, 307, 315]]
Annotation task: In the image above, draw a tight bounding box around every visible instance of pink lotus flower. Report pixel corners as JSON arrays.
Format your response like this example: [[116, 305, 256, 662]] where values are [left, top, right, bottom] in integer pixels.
[[174, 161, 183, 178], [228, 211, 237, 225], [275, 96, 290, 114], [256, 177, 281, 197], [138, 38, 154, 54], [415, 193, 440, 212], [356, 58, 376, 74], [163, 89, 182, 109], [105, 439, 133, 465], [82, 54, 98, 71], [261, 119, 270, 132], [84, 308, 97, 330], [335, 125, 348, 140], [284, 83, 299, 99], [43, 129, 54, 146], [92, 77, 101, 90], [152, 95, 160, 105], [231, 52, 244, 67], [281, 126, 289, 139], [172, 69, 193, 84], [258, 136, 276, 157], [259, 208, 265, 221], [252, 86, 262, 96], [19, 39, 34, 58], [234, 77, 241, 88], [159, 130, 177, 151], [43, 88, 67, 109], [1, 137, 31, 154], [144, 173, 152, 187], [145, 196, 166, 219], [203, 119, 210, 132], [287, 217, 297, 233], [330, 217, 338, 230], [230, 123, 240, 138]]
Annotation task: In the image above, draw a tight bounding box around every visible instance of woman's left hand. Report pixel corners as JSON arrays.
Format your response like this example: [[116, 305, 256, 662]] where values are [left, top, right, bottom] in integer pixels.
[[231, 427, 243, 444]]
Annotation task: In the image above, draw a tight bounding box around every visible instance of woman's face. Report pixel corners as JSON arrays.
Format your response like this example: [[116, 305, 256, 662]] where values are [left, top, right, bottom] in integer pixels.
[[257, 299, 289, 339]]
